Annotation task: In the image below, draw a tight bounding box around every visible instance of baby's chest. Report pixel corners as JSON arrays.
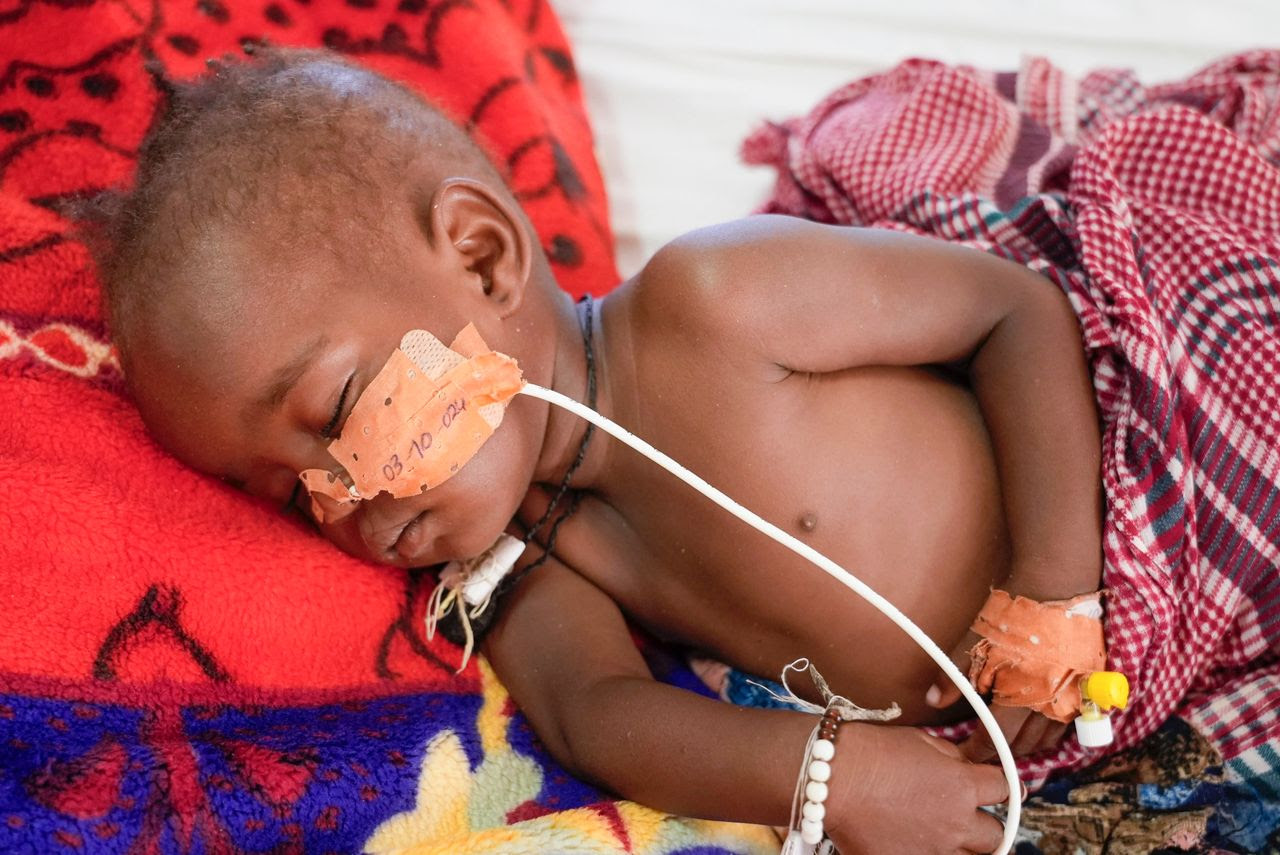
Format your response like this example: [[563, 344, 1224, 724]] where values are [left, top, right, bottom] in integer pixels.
[[562, 363, 1006, 652], [556, 378, 887, 638]]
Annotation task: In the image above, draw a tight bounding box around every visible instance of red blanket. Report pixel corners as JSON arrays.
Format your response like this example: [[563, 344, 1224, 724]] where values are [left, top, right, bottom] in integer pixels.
[[745, 52, 1280, 797], [0, 3, 771, 853], [1, 0, 615, 690]]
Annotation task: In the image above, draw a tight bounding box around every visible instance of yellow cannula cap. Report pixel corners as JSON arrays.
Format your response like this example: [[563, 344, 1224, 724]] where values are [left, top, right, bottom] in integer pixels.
[[1082, 671, 1129, 711]]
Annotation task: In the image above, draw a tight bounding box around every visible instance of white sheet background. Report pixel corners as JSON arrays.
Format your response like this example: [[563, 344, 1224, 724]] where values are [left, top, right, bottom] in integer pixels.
[[555, 0, 1274, 279]]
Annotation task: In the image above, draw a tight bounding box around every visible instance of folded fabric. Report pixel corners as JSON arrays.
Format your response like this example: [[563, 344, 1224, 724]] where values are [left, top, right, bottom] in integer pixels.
[[745, 52, 1280, 812]]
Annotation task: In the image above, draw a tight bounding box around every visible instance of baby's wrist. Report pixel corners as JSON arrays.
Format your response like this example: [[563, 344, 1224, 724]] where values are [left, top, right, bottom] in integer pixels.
[[967, 588, 1107, 721], [809, 720, 867, 843], [1001, 555, 1103, 603]]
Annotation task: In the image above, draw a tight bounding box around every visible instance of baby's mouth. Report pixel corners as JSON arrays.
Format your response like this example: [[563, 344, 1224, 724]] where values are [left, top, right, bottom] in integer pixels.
[[390, 511, 430, 561]]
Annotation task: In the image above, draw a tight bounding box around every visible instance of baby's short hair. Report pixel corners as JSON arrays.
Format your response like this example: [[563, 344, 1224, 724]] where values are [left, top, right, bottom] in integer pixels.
[[84, 47, 498, 364]]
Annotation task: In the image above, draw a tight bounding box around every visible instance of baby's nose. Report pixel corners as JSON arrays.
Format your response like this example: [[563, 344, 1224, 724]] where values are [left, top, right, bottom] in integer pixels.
[[297, 457, 363, 524], [308, 485, 361, 524]]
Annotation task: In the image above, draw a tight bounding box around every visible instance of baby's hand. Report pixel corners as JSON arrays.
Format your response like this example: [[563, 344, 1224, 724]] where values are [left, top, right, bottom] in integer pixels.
[[825, 723, 1010, 854], [925, 633, 1069, 760]]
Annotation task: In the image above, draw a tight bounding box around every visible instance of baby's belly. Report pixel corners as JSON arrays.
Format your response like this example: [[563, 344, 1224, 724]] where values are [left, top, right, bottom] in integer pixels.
[[615, 365, 1010, 723]]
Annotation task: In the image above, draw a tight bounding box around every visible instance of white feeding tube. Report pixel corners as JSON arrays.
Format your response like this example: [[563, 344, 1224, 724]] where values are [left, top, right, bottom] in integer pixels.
[[519, 382, 1021, 855]]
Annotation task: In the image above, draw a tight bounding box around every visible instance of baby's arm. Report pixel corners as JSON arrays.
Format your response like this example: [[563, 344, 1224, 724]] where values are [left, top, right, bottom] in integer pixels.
[[642, 216, 1103, 755], [483, 556, 1010, 854]]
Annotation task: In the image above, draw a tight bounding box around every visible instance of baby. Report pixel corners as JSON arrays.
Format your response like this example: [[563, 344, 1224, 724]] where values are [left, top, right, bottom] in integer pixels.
[[91, 49, 1105, 854]]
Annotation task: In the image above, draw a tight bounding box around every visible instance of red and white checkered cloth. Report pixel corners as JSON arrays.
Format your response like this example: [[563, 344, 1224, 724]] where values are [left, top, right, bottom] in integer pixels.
[[745, 51, 1280, 790]]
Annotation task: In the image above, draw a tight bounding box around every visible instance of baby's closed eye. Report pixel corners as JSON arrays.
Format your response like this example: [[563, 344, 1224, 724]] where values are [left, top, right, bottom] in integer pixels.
[[320, 374, 355, 439]]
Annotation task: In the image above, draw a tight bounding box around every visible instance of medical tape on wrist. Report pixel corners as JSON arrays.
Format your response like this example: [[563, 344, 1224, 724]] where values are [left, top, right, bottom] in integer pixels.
[[967, 589, 1106, 722], [298, 324, 523, 523]]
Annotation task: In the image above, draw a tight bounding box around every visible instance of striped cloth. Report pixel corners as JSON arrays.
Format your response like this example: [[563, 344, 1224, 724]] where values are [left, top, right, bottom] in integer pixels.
[[744, 51, 1280, 798]]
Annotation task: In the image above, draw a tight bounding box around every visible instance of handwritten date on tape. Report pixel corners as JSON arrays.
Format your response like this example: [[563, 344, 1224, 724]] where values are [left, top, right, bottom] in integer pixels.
[[298, 324, 523, 523]]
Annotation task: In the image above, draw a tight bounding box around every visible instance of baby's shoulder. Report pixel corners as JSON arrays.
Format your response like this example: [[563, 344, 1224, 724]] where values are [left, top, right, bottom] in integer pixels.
[[626, 216, 815, 344]]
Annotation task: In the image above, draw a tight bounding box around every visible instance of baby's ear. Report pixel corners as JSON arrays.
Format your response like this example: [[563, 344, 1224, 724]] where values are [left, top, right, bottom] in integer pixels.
[[426, 178, 533, 317]]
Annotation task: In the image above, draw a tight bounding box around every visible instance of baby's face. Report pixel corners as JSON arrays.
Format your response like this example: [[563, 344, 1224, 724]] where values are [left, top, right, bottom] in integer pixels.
[[130, 235, 544, 568]]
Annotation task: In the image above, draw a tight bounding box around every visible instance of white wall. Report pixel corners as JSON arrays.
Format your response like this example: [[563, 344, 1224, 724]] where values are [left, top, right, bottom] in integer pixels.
[[555, 0, 1275, 277]]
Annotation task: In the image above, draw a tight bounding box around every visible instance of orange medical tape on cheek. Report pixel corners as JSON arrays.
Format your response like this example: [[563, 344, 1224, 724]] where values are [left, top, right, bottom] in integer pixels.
[[297, 325, 523, 521], [966, 590, 1107, 722]]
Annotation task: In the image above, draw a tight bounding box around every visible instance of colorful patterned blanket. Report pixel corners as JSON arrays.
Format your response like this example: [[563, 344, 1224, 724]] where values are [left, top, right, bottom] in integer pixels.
[[744, 51, 1280, 851], [0, 1, 773, 852]]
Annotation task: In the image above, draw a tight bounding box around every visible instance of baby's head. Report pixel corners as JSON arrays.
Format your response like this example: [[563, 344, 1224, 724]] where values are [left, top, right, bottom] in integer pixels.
[[90, 48, 575, 567]]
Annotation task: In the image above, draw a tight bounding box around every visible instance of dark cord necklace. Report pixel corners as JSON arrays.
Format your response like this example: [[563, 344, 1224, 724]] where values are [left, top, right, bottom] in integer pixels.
[[517, 294, 597, 563], [434, 296, 597, 646]]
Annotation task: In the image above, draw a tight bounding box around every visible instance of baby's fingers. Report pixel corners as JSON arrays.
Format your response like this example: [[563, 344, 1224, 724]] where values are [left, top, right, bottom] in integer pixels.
[[964, 764, 1016, 853], [1028, 719, 1070, 755], [962, 808, 1007, 854], [926, 670, 962, 711], [1009, 713, 1055, 756], [970, 758, 1013, 807], [925, 676, 964, 709], [962, 705, 1028, 762], [926, 633, 979, 710]]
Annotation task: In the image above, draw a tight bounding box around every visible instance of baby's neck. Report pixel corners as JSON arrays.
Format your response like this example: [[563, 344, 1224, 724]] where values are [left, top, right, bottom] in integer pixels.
[[529, 290, 636, 496]]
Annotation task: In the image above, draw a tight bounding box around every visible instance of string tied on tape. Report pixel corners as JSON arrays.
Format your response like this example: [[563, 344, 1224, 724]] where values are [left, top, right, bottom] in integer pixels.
[[750, 658, 902, 723], [424, 533, 525, 671]]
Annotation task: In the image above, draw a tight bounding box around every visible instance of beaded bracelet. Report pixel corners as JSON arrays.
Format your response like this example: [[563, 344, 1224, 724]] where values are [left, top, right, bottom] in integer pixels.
[[783, 707, 841, 854], [802, 709, 840, 844]]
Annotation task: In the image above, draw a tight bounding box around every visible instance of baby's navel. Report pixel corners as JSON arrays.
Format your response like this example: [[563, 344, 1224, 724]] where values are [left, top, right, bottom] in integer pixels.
[[796, 512, 818, 533]]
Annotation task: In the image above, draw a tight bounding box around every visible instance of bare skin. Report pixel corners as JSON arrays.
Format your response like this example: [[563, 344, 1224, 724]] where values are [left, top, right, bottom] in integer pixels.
[[128, 163, 1102, 852]]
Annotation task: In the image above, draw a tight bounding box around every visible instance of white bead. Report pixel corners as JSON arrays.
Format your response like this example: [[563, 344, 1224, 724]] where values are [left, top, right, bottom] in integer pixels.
[[805, 780, 829, 803], [811, 739, 835, 762], [800, 818, 824, 845], [807, 759, 832, 782], [802, 800, 826, 821]]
